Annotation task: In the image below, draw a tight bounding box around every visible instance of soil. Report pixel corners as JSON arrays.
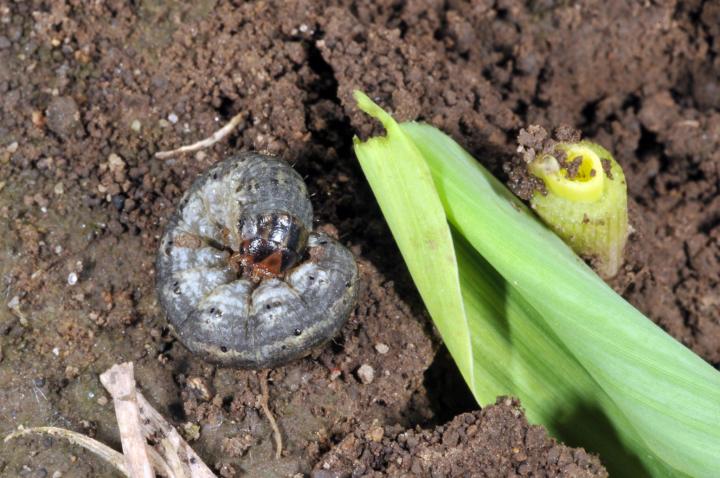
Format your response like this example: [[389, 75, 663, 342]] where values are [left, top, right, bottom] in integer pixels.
[[0, 1, 717, 477], [312, 397, 607, 478]]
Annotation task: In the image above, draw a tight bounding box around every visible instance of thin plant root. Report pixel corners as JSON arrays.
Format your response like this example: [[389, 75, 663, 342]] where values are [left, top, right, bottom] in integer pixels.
[[155, 112, 245, 159], [258, 369, 283, 459], [4, 426, 176, 478], [4, 427, 130, 477]]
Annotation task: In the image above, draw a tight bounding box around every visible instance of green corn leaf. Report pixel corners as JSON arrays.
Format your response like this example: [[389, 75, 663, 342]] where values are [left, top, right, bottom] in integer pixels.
[[353, 91, 720, 478], [404, 121, 720, 477], [351, 91, 475, 395]]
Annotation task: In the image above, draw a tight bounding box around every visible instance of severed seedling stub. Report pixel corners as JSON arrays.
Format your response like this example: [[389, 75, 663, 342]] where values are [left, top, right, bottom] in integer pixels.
[[156, 152, 359, 368], [513, 125, 629, 278]]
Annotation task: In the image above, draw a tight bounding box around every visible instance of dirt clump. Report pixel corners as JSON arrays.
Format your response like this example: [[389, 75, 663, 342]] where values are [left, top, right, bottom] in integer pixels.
[[313, 397, 607, 478]]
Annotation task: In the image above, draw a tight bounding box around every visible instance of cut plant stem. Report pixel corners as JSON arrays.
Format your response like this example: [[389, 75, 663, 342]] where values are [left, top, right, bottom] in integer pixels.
[[526, 138, 628, 278]]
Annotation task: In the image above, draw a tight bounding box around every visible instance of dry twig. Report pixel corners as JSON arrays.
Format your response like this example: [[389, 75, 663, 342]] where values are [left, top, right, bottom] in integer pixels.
[[100, 362, 217, 478], [4, 362, 218, 478], [99, 363, 156, 478], [135, 392, 216, 478], [155, 112, 245, 159]]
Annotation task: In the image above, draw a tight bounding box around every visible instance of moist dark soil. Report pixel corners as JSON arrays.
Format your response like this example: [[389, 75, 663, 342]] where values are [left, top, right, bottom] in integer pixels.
[[312, 397, 607, 478], [0, 1, 717, 477]]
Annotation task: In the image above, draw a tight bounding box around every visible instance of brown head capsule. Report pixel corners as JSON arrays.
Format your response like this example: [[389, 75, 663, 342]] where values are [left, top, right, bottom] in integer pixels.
[[156, 152, 359, 368], [233, 212, 309, 281]]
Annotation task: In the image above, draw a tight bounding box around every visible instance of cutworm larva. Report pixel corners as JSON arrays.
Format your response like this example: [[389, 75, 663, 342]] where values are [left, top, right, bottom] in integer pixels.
[[156, 153, 359, 368]]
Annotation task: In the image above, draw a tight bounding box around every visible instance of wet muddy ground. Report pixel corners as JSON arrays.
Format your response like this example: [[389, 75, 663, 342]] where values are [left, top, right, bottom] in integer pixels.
[[0, 1, 718, 477]]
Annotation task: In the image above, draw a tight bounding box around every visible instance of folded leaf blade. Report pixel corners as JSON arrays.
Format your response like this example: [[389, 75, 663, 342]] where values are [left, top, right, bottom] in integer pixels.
[[351, 91, 475, 395]]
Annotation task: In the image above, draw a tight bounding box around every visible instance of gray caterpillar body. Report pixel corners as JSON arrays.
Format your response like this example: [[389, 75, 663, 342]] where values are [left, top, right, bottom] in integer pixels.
[[156, 153, 359, 368]]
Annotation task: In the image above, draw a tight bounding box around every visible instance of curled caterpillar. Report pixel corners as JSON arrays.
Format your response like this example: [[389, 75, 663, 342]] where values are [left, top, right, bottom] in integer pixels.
[[156, 153, 359, 368]]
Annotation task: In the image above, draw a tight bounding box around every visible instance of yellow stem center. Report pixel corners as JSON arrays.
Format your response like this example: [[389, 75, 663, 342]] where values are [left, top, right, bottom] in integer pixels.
[[531, 144, 605, 202]]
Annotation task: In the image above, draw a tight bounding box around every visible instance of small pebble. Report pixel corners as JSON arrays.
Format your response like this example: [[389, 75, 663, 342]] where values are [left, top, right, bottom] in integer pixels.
[[53, 182, 64, 195], [167, 113, 178, 124], [368, 426, 384, 442], [67, 272, 78, 286], [52, 347, 60, 356], [97, 395, 108, 406], [107, 153, 125, 172], [7, 295, 20, 309], [31, 110, 45, 128], [52, 472, 63, 478], [356, 364, 375, 384], [187, 376, 212, 401], [54, 245, 63, 254], [46, 96, 80, 136], [111, 194, 125, 211], [6, 141, 18, 153], [64, 366, 79, 379], [313, 470, 342, 478], [130, 120, 141, 132], [374, 343, 389, 354]]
